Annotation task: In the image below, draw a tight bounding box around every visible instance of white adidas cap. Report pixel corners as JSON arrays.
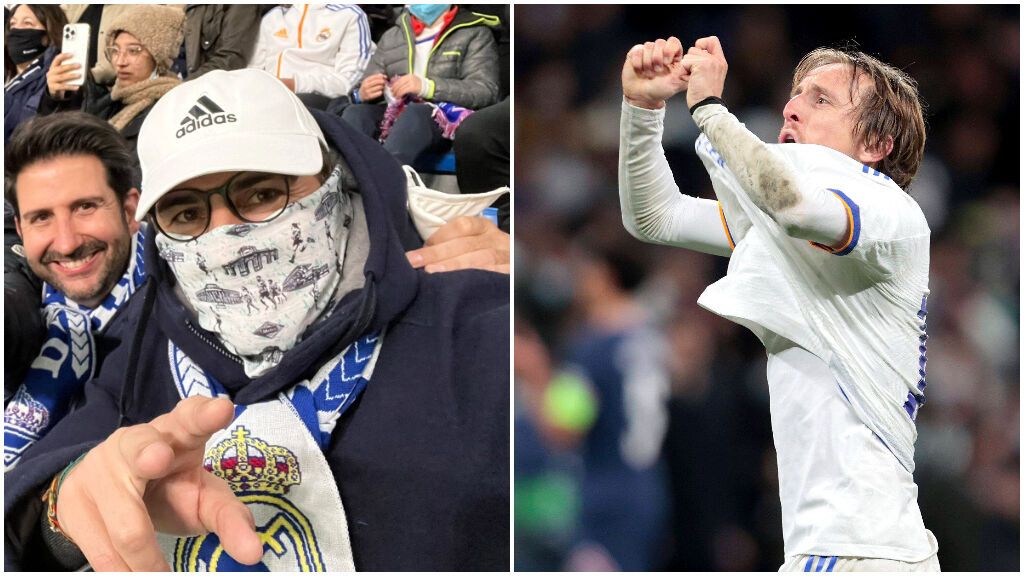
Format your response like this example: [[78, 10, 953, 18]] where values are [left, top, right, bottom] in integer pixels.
[[135, 69, 327, 221]]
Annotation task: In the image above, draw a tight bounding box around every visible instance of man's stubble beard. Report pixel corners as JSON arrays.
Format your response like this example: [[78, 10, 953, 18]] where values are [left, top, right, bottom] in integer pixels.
[[33, 220, 134, 308]]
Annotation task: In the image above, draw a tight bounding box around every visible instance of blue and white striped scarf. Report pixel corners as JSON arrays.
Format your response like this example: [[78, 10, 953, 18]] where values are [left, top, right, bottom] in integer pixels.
[[4, 228, 147, 471], [169, 331, 382, 449]]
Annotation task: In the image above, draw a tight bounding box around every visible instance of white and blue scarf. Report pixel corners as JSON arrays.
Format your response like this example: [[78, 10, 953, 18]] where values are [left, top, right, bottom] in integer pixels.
[[160, 331, 383, 571], [4, 228, 147, 471]]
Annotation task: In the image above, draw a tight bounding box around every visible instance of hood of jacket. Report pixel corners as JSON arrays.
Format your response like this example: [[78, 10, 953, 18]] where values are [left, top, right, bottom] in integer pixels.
[[142, 109, 422, 405]]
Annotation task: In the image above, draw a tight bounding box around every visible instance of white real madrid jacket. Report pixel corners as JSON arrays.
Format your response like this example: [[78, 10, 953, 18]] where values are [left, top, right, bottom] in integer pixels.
[[249, 4, 373, 98]]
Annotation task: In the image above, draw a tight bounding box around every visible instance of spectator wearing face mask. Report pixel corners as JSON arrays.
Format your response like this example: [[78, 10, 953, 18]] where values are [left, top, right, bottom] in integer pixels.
[[342, 4, 500, 167], [4, 4, 67, 142]]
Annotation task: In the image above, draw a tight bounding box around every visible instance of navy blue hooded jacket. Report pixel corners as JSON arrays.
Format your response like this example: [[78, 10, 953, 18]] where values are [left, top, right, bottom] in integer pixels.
[[4, 109, 509, 571], [4, 46, 57, 143]]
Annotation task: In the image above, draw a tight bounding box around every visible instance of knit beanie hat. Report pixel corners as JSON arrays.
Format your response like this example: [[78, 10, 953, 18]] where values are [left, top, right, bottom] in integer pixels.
[[107, 5, 185, 75]]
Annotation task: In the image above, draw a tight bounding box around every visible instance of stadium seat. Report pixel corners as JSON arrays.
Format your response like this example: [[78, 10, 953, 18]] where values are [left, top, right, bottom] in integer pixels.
[[412, 149, 460, 194]]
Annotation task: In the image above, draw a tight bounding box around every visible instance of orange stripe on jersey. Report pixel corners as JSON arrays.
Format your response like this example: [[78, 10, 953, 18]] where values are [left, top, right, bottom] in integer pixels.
[[718, 202, 736, 250], [297, 5, 309, 48], [809, 190, 859, 255], [830, 192, 856, 252]]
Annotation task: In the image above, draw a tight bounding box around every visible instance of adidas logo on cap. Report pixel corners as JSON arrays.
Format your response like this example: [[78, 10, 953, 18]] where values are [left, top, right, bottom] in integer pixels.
[[176, 95, 237, 139]]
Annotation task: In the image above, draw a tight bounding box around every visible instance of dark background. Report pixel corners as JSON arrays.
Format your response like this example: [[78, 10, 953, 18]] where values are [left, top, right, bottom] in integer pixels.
[[514, 4, 1019, 571]]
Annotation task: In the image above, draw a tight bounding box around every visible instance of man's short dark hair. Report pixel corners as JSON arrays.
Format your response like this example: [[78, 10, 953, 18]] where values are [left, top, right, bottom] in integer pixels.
[[5, 112, 137, 216]]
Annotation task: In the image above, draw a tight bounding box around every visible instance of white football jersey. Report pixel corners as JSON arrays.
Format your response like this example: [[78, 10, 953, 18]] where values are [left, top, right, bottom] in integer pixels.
[[693, 133, 937, 560]]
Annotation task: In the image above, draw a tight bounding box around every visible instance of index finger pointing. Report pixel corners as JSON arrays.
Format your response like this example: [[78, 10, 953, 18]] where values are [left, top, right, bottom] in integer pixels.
[[150, 396, 235, 456]]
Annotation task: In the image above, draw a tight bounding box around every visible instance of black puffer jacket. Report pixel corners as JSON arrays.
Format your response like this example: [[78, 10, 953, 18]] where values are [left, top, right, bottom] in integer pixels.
[[3, 202, 44, 403], [358, 7, 500, 110]]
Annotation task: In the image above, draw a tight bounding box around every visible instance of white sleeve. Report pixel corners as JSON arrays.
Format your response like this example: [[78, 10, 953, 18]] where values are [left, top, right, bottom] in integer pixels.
[[293, 7, 373, 98], [804, 182, 930, 279], [248, 14, 271, 70], [691, 103, 849, 247], [618, 99, 734, 257]]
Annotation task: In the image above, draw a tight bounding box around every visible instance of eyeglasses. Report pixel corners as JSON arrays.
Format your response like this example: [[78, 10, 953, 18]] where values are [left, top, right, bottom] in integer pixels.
[[104, 44, 147, 63], [154, 172, 295, 241]]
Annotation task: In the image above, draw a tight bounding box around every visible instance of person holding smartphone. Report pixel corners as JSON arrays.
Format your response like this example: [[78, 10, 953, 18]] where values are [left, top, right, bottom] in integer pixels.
[[40, 4, 185, 163]]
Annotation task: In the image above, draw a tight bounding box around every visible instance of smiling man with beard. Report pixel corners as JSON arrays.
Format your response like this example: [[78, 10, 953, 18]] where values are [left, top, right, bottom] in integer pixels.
[[4, 111, 146, 471]]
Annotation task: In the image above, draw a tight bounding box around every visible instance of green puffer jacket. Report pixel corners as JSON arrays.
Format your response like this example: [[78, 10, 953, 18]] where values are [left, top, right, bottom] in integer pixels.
[[359, 7, 500, 110]]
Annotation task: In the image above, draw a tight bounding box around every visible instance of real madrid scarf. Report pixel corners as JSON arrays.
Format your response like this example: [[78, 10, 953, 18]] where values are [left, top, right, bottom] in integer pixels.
[[4, 227, 147, 471], [159, 331, 383, 571]]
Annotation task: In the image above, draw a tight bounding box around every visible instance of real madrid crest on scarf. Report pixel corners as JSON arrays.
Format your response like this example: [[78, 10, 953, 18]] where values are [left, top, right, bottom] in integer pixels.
[[158, 332, 384, 571]]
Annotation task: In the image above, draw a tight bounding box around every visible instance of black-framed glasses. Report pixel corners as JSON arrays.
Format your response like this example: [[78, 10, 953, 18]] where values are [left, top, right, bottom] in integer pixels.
[[154, 172, 293, 241]]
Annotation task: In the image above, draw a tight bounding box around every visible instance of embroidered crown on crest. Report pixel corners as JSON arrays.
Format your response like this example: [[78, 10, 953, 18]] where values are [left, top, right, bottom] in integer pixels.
[[204, 425, 301, 494]]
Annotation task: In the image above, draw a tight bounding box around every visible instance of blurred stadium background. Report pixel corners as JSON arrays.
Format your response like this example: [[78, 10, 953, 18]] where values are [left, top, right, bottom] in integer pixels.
[[513, 4, 1019, 571]]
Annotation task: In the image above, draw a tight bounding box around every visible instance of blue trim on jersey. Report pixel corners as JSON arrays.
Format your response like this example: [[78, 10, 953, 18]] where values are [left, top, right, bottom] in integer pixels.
[[916, 295, 928, 394], [904, 390, 926, 420], [904, 392, 917, 419], [836, 383, 851, 404], [826, 555, 837, 571], [332, 4, 371, 88], [335, 5, 371, 57], [862, 164, 892, 181], [804, 556, 815, 571], [826, 188, 861, 256]]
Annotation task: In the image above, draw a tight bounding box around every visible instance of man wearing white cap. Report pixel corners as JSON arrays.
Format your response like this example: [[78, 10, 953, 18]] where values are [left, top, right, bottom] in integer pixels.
[[4, 69, 509, 571]]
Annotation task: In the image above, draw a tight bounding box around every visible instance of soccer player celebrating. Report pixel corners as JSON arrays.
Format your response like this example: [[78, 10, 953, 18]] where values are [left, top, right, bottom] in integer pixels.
[[619, 36, 939, 571]]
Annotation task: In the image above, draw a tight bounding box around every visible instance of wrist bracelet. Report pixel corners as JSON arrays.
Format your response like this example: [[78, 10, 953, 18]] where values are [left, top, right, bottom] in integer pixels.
[[689, 96, 727, 114], [42, 453, 88, 540]]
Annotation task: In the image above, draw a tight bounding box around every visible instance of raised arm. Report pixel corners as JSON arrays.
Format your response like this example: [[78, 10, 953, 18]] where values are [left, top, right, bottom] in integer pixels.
[[682, 36, 849, 247], [618, 37, 732, 257]]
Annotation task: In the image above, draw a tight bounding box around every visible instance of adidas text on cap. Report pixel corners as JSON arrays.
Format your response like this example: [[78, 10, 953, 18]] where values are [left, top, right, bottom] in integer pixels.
[[135, 69, 327, 221]]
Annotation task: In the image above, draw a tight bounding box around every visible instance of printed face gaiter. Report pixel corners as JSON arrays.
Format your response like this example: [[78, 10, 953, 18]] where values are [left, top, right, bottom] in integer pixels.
[[156, 165, 353, 377]]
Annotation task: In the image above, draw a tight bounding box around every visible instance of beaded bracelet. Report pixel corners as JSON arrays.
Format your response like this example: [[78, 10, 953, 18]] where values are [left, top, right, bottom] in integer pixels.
[[41, 453, 88, 541]]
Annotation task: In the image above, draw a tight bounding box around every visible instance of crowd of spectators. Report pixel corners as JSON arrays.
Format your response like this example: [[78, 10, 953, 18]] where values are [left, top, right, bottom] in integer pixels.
[[4, 4, 510, 207], [4, 3, 510, 395], [515, 4, 1018, 572]]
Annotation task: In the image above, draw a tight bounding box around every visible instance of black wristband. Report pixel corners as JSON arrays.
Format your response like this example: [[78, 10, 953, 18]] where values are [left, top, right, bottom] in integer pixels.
[[689, 96, 727, 114]]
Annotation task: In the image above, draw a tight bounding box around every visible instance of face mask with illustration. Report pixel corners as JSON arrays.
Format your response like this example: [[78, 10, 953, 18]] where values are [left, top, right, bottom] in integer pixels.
[[156, 166, 353, 377], [408, 4, 450, 26], [7, 28, 47, 65]]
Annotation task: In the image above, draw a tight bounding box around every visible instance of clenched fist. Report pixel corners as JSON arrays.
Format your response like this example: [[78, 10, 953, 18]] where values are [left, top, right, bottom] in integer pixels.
[[680, 36, 729, 109], [621, 36, 690, 110]]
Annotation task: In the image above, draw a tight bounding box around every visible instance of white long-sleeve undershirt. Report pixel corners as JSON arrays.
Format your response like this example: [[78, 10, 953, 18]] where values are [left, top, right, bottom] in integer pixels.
[[618, 99, 849, 254], [618, 100, 733, 257]]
